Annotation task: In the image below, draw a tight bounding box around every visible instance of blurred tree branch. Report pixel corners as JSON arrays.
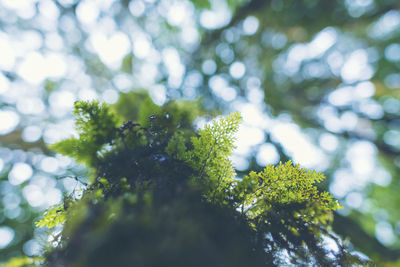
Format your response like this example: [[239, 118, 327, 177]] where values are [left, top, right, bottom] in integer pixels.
[[0, 130, 52, 155], [199, 0, 399, 48], [333, 213, 400, 262], [200, 0, 270, 46]]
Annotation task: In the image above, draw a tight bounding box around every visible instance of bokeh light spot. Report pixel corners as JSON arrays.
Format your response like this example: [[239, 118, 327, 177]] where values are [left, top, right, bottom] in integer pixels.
[[22, 126, 42, 143], [129, 0, 145, 17], [0, 226, 15, 249], [373, 168, 392, 187], [45, 187, 62, 206], [319, 133, 339, 152], [149, 85, 166, 106], [40, 157, 59, 173], [231, 155, 249, 171], [0, 33, 16, 71], [271, 123, 326, 168], [369, 10, 400, 38], [384, 43, 400, 62], [0, 73, 10, 94], [78, 89, 98, 101], [383, 130, 400, 147], [102, 89, 119, 104], [76, 0, 100, 25], [256, 143, 280, 166], [23, 239, 41, 256], [90, 32, 131, 66], [341, 49, 374, 83], [229, 61, 246, 79], [354, 81, 375, 98], [23, 184, 44, 207], [0, 159, 4, 173], [384, 73, 400, 89], [133, 35, 151, 59], [242, 16, 259, 35], [200, 4, 231, 30], [17, 97, 45, 115], [8, 162, 33, 185], [209, 75, 237, 101], [345, 191, 363, 208], [0, 110, 19, 135], [49, 90, 75, 112], [202, 60, 217, 75], [17, 52, 46, 84], [235, 125, 265, 155], [375, 221, 396, 246], [167, 3, 187, 26]]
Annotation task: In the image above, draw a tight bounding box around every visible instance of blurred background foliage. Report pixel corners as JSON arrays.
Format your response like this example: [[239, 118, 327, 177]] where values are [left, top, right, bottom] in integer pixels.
[[0, 0, 399, 264]]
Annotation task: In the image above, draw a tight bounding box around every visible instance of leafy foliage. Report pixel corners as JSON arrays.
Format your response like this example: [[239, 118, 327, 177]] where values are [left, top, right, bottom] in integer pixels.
[[182, 112, 241, 203], [2, 0, 400, 263], [50, 101, 119, 166], [235, 162, 341, 222], [35, 101, 368, 266], [35, 204, 65, 229], [232, 162, 349, 266]]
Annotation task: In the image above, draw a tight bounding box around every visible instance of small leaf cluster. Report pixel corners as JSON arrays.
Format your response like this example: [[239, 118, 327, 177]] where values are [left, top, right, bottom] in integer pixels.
[[168, 112, 241, 203], [232, 162, 349, 266], [50, 101, 119, 166], [35, 204, 65, 229], [234, 161, 341, 224]]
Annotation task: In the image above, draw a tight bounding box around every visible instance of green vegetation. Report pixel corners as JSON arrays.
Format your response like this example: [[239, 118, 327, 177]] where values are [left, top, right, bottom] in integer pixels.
[[1, 1, 400, 265], [8, 101, 367, 266]]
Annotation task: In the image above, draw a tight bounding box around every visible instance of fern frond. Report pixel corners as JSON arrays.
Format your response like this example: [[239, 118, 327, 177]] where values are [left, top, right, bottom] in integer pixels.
[[183, 112, 242, 203], [35, 204, 65, 229]]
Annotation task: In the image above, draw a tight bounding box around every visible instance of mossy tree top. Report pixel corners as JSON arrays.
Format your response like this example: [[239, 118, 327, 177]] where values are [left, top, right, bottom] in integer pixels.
[[17, 99, 367, 267]]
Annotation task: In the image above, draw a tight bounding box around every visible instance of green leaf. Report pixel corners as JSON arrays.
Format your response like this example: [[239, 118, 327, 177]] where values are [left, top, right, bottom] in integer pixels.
[[35, 204, 65, 229], [236, 161, 341, 224], [50, 101, 119, 166], [184, 112, 242, 203]]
